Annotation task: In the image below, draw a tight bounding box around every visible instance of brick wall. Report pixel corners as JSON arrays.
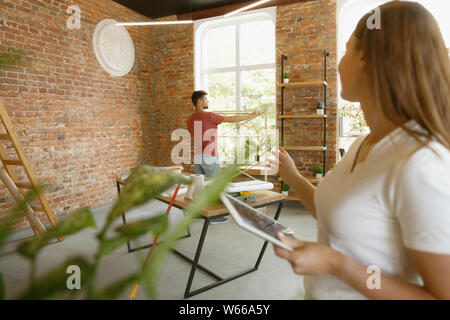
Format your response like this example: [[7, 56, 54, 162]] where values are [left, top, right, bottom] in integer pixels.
[[276, 0, 337, 181], [0, 0, 193, 230], [0, 0, 336, 231], [145, 24, 194, 166]]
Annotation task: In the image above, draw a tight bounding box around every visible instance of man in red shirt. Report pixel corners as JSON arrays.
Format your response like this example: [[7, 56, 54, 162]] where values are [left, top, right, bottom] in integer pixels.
[[187, 90, 265, 223]]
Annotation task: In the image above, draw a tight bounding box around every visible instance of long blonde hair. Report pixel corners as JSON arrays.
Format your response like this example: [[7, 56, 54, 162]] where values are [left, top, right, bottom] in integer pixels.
[[354, 1, 450, 152]]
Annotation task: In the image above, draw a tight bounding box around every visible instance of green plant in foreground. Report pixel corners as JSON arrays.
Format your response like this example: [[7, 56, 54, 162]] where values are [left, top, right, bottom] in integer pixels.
[[0, 164, 238, 300], [281, 183, 290, 192]]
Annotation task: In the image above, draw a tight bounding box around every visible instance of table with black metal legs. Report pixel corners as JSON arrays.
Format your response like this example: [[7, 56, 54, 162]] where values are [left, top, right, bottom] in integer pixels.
[[116, 175, 286, 299], [159, 189, 286, 299], [180, 197, 285, 298], [116, 176, 191, 254]]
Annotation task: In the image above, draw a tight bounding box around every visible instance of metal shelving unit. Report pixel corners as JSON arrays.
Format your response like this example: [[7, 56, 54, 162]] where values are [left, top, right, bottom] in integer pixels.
[[279, 50, 329, 201]]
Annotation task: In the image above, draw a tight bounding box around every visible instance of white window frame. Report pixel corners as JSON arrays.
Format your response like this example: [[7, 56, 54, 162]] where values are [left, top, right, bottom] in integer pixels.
[[337, 0, 450, 140], [194, 7, 276, 112], [337, 0, 390, 138]]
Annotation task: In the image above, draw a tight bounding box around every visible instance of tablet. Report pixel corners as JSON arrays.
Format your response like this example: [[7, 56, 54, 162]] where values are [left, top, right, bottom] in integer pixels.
[[220, 193, 295, 252]]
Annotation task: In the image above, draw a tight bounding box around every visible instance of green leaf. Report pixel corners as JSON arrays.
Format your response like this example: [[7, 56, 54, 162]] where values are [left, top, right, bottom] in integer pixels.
[[141, 164, 239, 299], [0, 187, 40, 252], [17, 208, 96, 259], [100, 214, 168, 257], [44, 207, 96, 239], [106, 166, 190, 229], [16, 257, 90, 300], [100, 237, 130, 258], [90, 273, 140, 300], [115, 214, 168, 239]]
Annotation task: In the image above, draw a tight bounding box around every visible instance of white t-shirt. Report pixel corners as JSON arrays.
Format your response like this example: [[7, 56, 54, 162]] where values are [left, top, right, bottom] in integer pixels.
[[304, 120, 450, 300]]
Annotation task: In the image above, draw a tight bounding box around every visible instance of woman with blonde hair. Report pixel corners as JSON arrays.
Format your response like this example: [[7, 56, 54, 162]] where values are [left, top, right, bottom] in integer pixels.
[[271, 1, 450, 299]]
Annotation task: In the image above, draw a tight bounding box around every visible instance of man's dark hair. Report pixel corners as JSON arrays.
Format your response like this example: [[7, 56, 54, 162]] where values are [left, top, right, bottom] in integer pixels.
[[191, 90, 208, 106]]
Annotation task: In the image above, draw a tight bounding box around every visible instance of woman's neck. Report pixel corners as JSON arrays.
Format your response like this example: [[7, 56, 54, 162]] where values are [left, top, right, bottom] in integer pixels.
[[360, 98, 398, 145]]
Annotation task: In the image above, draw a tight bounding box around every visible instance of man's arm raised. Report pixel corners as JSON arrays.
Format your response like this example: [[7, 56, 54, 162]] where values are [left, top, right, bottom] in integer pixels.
[[222, 110, 265, 123]]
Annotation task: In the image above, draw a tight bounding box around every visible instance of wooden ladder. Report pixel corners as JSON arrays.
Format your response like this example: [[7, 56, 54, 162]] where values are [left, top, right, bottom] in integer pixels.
[[0, 100, 59, 238]]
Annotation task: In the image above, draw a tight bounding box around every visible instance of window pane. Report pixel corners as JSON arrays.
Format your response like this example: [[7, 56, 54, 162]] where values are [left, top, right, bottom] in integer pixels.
[[206, 25, 236, 69], [207, 72, 236, 110], [218, 134, 238, 164], [408, 0, 450, 47], [240, 20, 275, 66], [207, 71, 236, 163], [340, 103, 370, 136], [338, 0, 389, 140], [339, 0, 390, 57], [240, 69, 276, 161], [241, 69, 275, 113]]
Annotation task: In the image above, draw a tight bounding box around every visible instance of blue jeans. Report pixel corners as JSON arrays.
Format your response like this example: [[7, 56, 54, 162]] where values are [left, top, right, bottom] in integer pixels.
[[194, 155, 221, 178]]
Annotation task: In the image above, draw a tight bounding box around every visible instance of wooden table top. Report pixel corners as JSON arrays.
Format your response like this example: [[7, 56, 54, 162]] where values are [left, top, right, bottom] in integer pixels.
[[116, 172, 285, 217], [157, 189, 285, 217]]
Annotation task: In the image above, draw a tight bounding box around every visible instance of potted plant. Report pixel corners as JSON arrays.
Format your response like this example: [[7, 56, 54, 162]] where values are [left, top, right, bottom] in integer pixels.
[[314, 166, 323, 179], [283, 69, 290, 83], [281, 183, 290, 196], [316, 102, 325, 115]]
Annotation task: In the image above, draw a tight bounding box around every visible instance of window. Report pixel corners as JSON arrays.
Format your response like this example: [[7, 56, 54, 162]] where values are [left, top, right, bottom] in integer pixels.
[[195, 8, 276, 165], [338, 0, 390, 142], [411, 0, 450, 48], [338, 0, 450, 151]]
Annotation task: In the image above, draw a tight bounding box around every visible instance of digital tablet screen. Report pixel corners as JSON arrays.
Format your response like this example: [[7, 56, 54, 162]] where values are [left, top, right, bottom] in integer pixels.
[[225, 194, 294, 238]]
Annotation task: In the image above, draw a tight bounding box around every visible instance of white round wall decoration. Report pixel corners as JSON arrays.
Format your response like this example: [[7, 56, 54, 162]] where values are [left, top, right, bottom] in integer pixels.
[[92, 19, 135, 77]]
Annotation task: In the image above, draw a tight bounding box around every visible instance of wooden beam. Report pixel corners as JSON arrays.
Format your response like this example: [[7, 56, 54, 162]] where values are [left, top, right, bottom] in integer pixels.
[[177, 0, 309, 21]]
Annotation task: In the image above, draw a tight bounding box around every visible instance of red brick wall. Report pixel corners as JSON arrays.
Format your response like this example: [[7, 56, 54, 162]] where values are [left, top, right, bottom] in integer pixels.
[[0, 0, 193, 230], [276, 0, 337, 180], [0, 0, 336, 230], [146, 24, 194, 167]]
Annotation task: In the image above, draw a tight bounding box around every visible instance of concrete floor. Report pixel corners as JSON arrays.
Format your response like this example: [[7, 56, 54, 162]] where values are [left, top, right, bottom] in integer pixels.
[[0, 198, 317, 300]]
